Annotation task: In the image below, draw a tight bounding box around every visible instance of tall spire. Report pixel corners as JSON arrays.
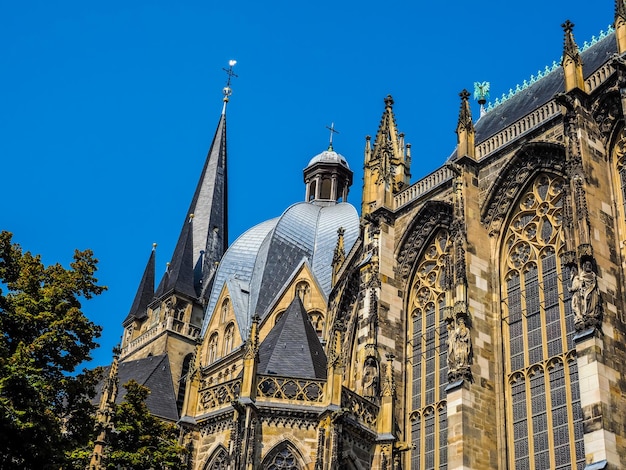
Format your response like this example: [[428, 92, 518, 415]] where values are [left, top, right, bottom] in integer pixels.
[[156, 61, 233, 302], [122, 244, 156, 326], [561, 20, 585, 92]]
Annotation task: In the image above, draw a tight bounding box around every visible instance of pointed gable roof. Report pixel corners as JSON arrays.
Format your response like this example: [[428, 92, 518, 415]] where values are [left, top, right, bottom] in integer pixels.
[[257, 296, 327, 380], [157, 112, 229, 301], [123, 248, 156, 326], [93, 354, 179, 422]]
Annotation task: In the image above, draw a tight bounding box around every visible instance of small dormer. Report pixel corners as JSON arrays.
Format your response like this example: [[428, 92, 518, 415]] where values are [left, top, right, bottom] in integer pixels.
[[303, 146, 353, 203]]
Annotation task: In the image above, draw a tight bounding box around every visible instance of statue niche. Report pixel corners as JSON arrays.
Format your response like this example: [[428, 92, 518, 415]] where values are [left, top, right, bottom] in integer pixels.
[[569, 259, 602, 332]]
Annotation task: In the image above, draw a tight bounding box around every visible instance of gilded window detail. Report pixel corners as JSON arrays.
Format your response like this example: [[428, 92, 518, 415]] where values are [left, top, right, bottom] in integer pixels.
[[409, 229, 450, 470], [501, 174, 584, 469]]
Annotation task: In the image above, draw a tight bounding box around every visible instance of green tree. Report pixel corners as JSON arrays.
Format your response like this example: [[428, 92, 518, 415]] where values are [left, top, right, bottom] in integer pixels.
[[0, 231, 105, 469], [105, 380, 187, 469]]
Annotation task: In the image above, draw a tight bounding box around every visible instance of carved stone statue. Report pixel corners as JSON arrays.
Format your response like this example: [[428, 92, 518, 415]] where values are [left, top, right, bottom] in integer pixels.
[[447, 317, 472, 382], [362, 356, 379, 399], [453, 318, 471, 368], [569, 260, 602, 331]]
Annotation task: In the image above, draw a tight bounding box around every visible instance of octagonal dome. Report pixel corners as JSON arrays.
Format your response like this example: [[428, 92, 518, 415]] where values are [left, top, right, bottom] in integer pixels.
[[201, 201, 359, 338]]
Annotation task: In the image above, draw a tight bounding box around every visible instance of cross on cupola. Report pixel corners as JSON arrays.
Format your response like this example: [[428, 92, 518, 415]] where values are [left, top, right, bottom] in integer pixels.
[[326, 122, 339, 151]]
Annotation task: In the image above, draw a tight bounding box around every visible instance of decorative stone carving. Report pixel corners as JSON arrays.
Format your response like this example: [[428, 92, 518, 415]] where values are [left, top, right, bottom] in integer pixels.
[[569, 259, 603, 331], [447, 316, 472, 382], [362, 356, 379, 399], [396, 201, 453, 281], [481, 143, 566, 235]]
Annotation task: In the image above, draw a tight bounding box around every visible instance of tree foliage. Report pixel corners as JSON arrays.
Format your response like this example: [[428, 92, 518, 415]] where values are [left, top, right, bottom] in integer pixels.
[[105, 380, 187, 469], [0, 231, 105, 468]]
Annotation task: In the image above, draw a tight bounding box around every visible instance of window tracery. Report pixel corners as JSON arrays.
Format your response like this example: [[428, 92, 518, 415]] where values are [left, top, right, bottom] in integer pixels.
[[262, 443, 302, 470], [409, 229, 450, 470], [207, 332, 219, 364], [500, 174, 584, 469], [204, 445, 229, 470], [223, 323, 234, 356]]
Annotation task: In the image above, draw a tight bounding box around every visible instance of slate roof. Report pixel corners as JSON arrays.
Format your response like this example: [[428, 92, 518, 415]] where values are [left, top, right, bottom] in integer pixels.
[[123, 248, 155, 326], [473, 32, 616, 145], [93, 354, 179, 422], [201, 201, 359, 338], [156, 112, 228, 301], [257, 296, 327, 379]]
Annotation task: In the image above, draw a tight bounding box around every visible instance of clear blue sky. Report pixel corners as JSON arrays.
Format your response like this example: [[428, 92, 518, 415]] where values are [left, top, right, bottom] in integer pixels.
[[1, 1, 614, 368]]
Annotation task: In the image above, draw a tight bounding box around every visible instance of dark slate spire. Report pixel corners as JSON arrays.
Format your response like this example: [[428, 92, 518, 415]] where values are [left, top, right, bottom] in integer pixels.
[[156, 63, 234, 302], [122, 245, 156, 326], [158, 215, 197, 300], [257, 296, 327, 379]]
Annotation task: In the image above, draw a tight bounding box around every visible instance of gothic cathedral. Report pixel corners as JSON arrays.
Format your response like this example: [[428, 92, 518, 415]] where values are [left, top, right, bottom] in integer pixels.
[[96, 2, 626, 469]]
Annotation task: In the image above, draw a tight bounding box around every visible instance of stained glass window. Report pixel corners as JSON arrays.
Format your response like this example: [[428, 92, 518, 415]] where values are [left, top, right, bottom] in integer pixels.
[[409, 229, 450, 470], [501, 174, 584, 469]]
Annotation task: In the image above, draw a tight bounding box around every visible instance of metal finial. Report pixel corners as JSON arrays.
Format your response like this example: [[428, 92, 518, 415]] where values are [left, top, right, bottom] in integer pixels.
[[152, 242, 157, 251], [221, 60, 238, 113], [326, 122, 339, 151]]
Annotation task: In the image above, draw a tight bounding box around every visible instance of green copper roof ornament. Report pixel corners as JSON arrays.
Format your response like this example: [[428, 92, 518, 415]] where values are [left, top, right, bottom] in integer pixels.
[[474, 81, 490, 117]]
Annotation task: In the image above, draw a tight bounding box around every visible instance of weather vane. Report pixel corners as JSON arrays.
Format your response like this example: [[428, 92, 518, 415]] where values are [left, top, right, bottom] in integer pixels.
[[222, 60, 238, 106], [326, 122, 339, 150]]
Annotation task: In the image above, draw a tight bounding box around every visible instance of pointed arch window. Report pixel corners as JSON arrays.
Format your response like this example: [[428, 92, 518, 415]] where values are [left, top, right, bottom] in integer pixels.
[[204, 445, 229, 470], [220, 298, 230, 324], [408, 229, 450, 470], [500, 174, 584, 469], [295, 281, 310, 305], [223, 323, 234, 356], [207, 332, 219, 364], [262, 442, 302, 470], [308, 310, 324, 337]]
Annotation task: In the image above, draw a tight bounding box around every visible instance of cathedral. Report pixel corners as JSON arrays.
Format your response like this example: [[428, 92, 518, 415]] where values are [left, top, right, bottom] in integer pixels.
[[92, 2, 626, 469]]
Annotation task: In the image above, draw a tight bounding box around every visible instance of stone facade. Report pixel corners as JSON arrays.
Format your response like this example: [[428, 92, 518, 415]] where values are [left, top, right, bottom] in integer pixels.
[[101, 4, 626, 470]]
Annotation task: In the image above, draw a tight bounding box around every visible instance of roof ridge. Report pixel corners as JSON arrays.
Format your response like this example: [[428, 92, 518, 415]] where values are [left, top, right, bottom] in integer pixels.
[[485, 24, 615, 112]]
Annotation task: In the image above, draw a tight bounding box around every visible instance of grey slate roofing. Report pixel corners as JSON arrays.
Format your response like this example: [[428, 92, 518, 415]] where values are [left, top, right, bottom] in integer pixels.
[[94, 354, 179, 422], [257, 296, 327, 379], [123, 248, 155, 326], [201, 201, 359, 338], [156, 113, 228, 301], [472, 32, 617, 146]]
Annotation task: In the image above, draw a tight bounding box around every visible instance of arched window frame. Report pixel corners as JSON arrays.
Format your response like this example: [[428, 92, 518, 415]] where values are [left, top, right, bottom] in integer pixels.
[[261, 441, 304, 470], [222, 322, 235, 356], [207, 332, 219, 364], [407, 229, 451, 470], [499, 173, 584, 469]]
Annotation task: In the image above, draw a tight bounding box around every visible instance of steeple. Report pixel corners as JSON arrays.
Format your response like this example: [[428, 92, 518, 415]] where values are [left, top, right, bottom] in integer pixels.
[[362, 95, 411, 217], [122, 244, 156, 326], [156, 61, 234, 302], [561, 20, 585, 93], [615, 0, 626, 54], [455, 89, 476, 161]]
